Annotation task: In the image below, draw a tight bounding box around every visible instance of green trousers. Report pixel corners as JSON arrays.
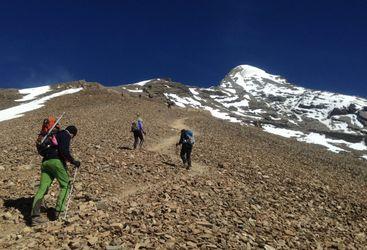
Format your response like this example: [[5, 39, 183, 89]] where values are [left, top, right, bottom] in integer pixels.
[[31, 159, 70, 216]]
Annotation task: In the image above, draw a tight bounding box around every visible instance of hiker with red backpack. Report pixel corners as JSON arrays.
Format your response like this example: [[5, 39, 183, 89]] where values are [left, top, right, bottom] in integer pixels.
[[131, 113, 146, 149], [176, 129, 195, 169], [31, 117, 81, 226]]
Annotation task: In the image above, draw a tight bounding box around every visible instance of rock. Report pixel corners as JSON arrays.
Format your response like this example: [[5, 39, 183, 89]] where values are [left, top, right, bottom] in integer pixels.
[[110, 223, 123, 230], [2, 212, 13, 220], [196, 220, 213, 228], [355, 232, 366, 242], [96, 200, 109, 210], [75, 183, 83, 190], [186, 241, 197, 248], [69, 241, 81, 249], [22, 227, 33, 234], [284, 229, 296, 236], [218, 163, 225, 168], [0, 166, 5, 171], [106, 246, 123, 250], [19, 164, 35, 170], [264, 244, 275, 250], [86, 235, 98, 245]]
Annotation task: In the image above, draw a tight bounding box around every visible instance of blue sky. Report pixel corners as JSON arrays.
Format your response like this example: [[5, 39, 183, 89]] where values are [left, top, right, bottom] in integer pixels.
[[0, 0, 366, 97]]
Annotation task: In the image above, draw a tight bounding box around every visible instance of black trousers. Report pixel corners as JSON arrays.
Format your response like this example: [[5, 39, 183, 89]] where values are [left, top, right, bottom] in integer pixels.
[[180, 144, 192, 167], [133, 130, 144, 149]]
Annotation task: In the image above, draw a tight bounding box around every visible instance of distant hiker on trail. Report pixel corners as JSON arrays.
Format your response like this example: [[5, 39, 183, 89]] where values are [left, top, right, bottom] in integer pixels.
[[176, 129, 195, 169], [31, 125, 81, 226], [131, 113, 146, 149], [167, 100, 174, 109]]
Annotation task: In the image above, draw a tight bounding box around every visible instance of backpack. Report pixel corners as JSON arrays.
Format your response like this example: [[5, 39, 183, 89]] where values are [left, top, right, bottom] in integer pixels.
[[185, 130, 195, 145], [36, 116, 61, 156], [131, 121, 138, 132], [137, 118, 143, 131]]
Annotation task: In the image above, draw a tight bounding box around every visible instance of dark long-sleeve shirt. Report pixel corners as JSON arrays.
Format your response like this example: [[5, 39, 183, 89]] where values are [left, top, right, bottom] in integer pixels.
[[57, 130, 75, 163]]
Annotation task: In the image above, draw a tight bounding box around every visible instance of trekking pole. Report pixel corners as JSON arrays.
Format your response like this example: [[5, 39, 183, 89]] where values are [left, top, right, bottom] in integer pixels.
[[40, 112, 65, 144], [63, 167, 78, 221]]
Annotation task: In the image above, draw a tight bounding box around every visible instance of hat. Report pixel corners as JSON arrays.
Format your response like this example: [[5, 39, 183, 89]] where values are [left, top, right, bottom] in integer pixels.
[[66, 125, 78, 136]]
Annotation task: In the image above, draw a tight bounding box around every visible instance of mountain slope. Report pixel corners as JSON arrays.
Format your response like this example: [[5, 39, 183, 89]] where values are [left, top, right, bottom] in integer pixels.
[[0, 82, 366, 249]]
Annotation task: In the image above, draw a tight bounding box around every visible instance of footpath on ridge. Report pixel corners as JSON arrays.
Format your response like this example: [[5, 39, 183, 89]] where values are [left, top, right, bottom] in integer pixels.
[[147, 117, 208, 176]]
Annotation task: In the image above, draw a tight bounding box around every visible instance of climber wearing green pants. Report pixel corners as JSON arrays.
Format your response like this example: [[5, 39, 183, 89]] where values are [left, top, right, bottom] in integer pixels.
[[31, 126, 80, 226]]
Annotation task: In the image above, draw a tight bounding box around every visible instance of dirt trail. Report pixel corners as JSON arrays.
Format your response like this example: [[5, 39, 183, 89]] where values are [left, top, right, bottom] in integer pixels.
[[148, 118, 188, 153], [148, 117, 207, 175], [118, 118, 208, 200]]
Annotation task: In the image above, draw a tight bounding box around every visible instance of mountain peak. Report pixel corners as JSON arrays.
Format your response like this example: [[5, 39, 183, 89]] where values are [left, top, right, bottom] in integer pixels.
[[235, 64, 269, 78], [225, 64, 287, 88]]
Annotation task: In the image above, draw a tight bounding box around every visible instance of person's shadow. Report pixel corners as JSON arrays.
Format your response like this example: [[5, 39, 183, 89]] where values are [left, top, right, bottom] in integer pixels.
[[3, 197, 57, 226], [3, 197, 33, 226]]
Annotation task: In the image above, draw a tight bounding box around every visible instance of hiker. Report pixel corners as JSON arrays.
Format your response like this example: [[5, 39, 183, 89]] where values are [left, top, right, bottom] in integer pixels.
[[176, 129, 195, 169], [131, 113, 146, 149], [254, 120, 262, 128], [167, 100, 174, 109], [31, 125, 81, 225]]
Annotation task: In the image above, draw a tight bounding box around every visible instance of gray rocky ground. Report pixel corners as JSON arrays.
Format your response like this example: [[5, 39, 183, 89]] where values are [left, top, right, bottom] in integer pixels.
[[0, 85, 366, 249]]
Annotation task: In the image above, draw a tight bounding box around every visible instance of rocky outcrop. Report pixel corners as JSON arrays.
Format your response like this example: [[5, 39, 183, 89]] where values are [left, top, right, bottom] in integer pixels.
[[358, 110, 367, 126], [327, 104, 358, 118]]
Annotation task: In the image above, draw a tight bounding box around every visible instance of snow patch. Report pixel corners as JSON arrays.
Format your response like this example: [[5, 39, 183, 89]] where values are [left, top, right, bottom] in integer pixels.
[[164, 93, 202, 108], [131, 79, 151, 86], [0, 88, 83, 122], [15, 86, 52, 102], [362, 155, 367, 160], [189, 88, 199, 95], [262, 125, 304, 138], [203, 106, 241, 123], [127, 89, 143, 93], [347, 141, 367, 151], [297, 133, 346, 153]]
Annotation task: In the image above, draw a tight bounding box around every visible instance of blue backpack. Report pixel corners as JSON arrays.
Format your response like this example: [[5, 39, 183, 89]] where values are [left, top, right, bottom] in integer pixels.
[[185, 130, 195, 145]]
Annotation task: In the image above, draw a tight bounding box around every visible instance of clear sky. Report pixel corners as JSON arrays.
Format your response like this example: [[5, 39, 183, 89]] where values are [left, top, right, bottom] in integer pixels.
[[0, 0, 366, 97]]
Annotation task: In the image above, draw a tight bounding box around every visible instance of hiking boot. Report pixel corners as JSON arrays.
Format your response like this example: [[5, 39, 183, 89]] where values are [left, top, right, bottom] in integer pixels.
[[48, 208, 60, 221], [31, 216, 48, 226]]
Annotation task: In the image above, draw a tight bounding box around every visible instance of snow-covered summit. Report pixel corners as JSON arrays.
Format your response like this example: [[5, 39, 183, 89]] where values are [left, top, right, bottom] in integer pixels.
[[235, 65, 280, 79], [153, 64, 367, 158], [220, 65, 289, 95]]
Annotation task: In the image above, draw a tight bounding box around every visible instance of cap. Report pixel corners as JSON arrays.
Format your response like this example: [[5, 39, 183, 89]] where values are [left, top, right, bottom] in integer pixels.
[[66, 125, 78, 136]]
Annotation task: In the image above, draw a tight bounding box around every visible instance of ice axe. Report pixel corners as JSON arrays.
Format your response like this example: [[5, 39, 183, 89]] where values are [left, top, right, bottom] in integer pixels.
[[63, 167, 78, 221], [40, 112, 65, 144]]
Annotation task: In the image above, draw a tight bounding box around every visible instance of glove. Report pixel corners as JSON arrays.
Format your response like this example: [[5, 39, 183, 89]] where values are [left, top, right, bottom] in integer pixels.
[[72, 160, 81, 168]]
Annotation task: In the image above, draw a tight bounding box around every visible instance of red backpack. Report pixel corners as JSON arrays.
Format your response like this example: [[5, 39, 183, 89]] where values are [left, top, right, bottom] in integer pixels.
[[36, 114, 63, 156]]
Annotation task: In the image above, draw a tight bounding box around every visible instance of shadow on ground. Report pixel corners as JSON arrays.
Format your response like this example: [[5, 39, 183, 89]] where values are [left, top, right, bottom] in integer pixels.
[[3, 197, 33, 226], [3, 197, 61, 226]]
